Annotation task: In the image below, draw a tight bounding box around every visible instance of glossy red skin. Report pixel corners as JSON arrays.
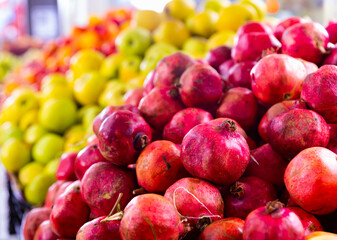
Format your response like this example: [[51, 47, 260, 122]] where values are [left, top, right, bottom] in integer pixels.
[[274, 17, 307, 40], [33, 220, 58, 240], [251, 54, 307, 105], [76, 216, 121, 240], [300, 59, 319, 75], [227, 61, 256, 89], [44, 181, 69, 208], [224, 176, 277, 219], [287, 207, 323, 236], [301, 65, 337, 123], [243, 204, 305, 240], [92, 104, 140, 136], [179, 64, 222, 110], [281, 22, 329, 64], [326, 20, 337, 44], [123, 87, 145, 107], [199, 217, 244, 240], [98, 110, 152, 165], [136, 140, 188, 193], [205, 45, 232, 71], [219, 59, 235, 81], [139, 87, 185, 130], [258, 100, 295, 142], [22, 207, 51, 240], [120, 194, 181, 240], [268, 108, 330, 160], [153, 52, 195, 88], [284, 147, 337, 215], [231, 32, 281, 62], [236, 21, 273, 41], [323, 47, 337, 65], [81, 162, 138, 217], [50, 181, 90, 238], [164, 177, 224, 225], [244, 144, 287, 188], [56, 152, 78, 181], [74, 144, 107, 180], [143, 69, 155, 94], [216, 87, 258, 132], [86, 134, 98, 146], [181, 121, 250, 185], [163, 108, 213, 144]]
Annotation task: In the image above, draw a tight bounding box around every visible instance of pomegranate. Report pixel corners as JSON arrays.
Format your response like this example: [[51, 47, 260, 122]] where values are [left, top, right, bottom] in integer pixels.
[[235, 21, 273, 42], [219, 59, 235, 82], [120, 194, 181, 240], [199, 217, 245, 240], [284, 147, 337, 215], [44, 181, 71, 208], [274, 17, 308, 40], [287, 207, 323, 236], [74, 143, 107, 180], [205, 45, 232, 71], [153, 52, 195, 88], [300, 59, 319, 75], [81, 162, 138, 217], [143, 69, 155, 94], [327, 139, 337, 154], [136, 140, 188, 193], [281, 22, 329, 64], [56, 152, 77, 181], [243, 201, 305, 240], [301, 65, 337, 123], [231, 32, 281, 62], [164, 177, 224, 228], [76, 216, 121, 240], [181, 120, 250, 185], [323, 47, 337, 65], [326, 20, 337, 44], [33, 220, 58, 240], [267, 108, 330, 160], [216, 87, 258, 132], [179, 64, 223, 110], [223, 176, 277, 219], [22, 207, 51, 240], [138, 87, 185, 130], [251, 54, 307, 105], [227, 61, 256, 89], [123, 87, 145, 107], [244, 144, 288, 188], [50, 181, 90, 238], [97, 110, 152, 166], [163, 108, 213, 144]]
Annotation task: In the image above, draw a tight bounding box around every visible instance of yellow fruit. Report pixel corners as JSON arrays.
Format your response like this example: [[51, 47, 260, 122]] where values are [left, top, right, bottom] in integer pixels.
[[0, 122, 24, 145], [119, 55, 142, 81], [126, 75, 146, 91], [40, 73, 67, 91], [216, 3, 258, 32], [100, 53, 124, 79], [203, 0, 230, 13], [32, 133, 64, 165], [131, 10, 163, 31], [40, 84, 73, 102], [186, 11, 218, 38], [207, 30, 236, 49], [164, 0, 195, 21], [18, 162, 44, 187], [64, 129, 87, 153], [182, 37, 208, 58], [98, 80, 127, 107], [70, 49, 104, 78], [44, 158, 60, 176], [24, 123, 47, 145], [153, 19, 190, 48], [240, 0, 267, 19], [1, 138, 31, 172], [19, 109, 39, 130], [24, 172, 55, 205]]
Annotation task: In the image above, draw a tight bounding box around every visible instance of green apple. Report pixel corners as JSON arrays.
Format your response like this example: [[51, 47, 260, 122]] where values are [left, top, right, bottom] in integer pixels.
[[64, 125, 87, 152], [153, 19, 190, 48], [19, 109, 39, 130], [38, 98, 77, 134], [44, 158, 60, 176], [140, 42, 178, 74], [100, 53, 124, 79], [40, 73, 67, 91], [0, 122, 24, 145], [32, 133, 64, 164], [80, 105, 102, 133], [1, 138, 31, 172], [73, 71, 107, 105], [131, 10, 163, 31], [18, 162, 44, 187], [186, 10, 218, 38], [116, 27, 152, 57], [24, 123, 47, 145], [203, 0, 230, 13], [40, 84, 73, 102], [119, 55, 142, 81], [164, 0, 195, 21], [98, 80, 127, 107], [182, 37, 208, 58], [24, 172, 55, 205], [70, 49, 104, 78]]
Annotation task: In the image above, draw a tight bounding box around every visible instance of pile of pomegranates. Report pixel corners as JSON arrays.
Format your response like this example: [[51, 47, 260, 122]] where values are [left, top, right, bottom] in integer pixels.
[[22, 17, 337, 240]]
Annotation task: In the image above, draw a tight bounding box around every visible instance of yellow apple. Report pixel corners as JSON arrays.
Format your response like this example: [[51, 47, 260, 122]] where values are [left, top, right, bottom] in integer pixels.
[[40, 73, 67, 91], [18, 162, 44, 187], [100, 53, 124, 79], [98, 80, 127, 107], [119, 55, 142, 82], [131, 10, 163, 31], [70, 49, 104, 78], [207, 30, 236, 49], [32, 133, 64, 164], [186, 10, 218, 38], [182, 37, 208, 58], [24, 172, 55, 205], [164, 0, 195, 21], [19, 109, 39, 130], [24, 123, 47, 145], [0, 122, 24, 145], [1, 138, 31, 172], [240, 0, 266, 20], [203, 0, 230, 13]]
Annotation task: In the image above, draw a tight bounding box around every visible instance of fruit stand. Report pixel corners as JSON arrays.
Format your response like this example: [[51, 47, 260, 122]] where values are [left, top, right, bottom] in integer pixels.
[[1, 0, 337, 239]]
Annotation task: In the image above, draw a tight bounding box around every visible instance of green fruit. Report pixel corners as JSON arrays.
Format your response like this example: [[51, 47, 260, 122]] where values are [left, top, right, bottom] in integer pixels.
[[70, 49, 104, 78], [24, 172, 55, 205], [18, 162, 44, 187], [98, 80, 127, 107], [40, 73, 67, 91], [116, 27, 152, 56], [44, 158, 60, 176], [100, 53, 124, 79], [1, 138, 30, 172], [0, 122, 24, 145], [32, 133, 64, 164], [24, 124, 47, 145], [38, 98, 77, 134]]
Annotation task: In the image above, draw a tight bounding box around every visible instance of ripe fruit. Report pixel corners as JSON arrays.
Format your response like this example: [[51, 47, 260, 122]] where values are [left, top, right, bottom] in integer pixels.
[[227, 61, 256, 89], [32, 133, 64, 164], [33, 220, 58, 240], [287, 207, 323, 236], [19, 162, 44, 187], [1, 138, 30, 172], [115, 27, 151, 56], [24, 172, 55, 205], [56, 152, 77, 181], [70, 49, 104, 78], [274, 16, 307, 40], [205, 45, 232, 71], [22, 207, 51, 240]]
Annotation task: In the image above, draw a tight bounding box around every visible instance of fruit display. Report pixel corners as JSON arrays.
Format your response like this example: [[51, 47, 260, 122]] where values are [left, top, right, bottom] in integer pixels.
[[1, 0, 337, 239]]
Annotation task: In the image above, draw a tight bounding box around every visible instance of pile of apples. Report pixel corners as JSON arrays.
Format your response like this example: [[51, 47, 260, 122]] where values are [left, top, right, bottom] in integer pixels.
[[20, 14, 337, 240]]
